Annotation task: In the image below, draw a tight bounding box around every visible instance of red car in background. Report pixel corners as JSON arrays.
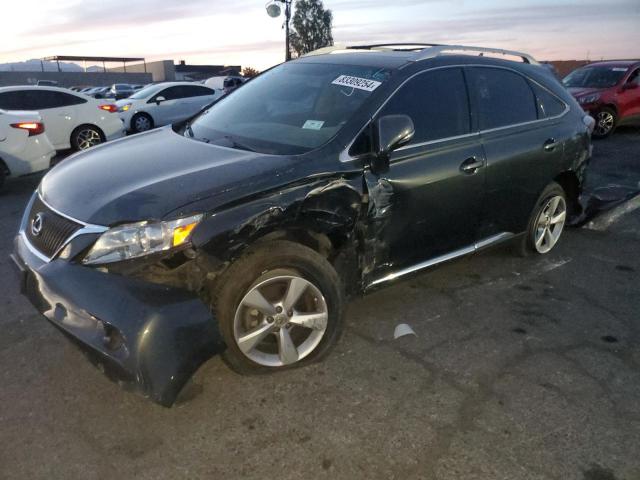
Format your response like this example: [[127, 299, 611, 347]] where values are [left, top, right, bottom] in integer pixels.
[[563, 60, 640, 138]]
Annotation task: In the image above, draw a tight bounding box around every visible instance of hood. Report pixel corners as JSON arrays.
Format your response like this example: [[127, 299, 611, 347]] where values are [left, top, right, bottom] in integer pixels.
[[39, 128, 301, 226], [567, 87, 605, 98]]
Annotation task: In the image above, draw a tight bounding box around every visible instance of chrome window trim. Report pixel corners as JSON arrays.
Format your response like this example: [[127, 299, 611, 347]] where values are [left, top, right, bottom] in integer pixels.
[[365, 232, 514, 289], [339, 64, 570, 163], [19, 192, 108, 263], [394, 131, 480, 153]]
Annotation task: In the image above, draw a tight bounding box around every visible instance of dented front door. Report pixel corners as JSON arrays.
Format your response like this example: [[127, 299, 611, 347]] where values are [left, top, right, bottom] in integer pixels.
[[363, 135, 486, 284], [361, 67, 486, 285]]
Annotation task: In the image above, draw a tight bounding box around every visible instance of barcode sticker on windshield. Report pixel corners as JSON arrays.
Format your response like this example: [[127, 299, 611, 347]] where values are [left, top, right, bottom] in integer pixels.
[[612, 68, 628, 72], [303, 120, 324, 130], [332, 75, 382, 92]]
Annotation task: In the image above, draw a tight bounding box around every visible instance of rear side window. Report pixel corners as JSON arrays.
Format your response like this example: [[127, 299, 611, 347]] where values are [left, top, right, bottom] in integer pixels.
[[468, 68, 537, 130], [0, 92, 23, 110], [181, 85, 215, 98], [17, 90, 87, 109], [531, 84, 566, 118], [379, 68, 471, 144]]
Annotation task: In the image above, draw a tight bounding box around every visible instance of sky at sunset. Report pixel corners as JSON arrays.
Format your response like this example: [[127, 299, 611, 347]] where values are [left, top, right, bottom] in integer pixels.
[[1, 0, 639, 71]]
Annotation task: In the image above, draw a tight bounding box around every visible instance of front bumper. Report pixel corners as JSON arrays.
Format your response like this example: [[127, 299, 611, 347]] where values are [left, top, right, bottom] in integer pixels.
[[12, 233, 224, 406]]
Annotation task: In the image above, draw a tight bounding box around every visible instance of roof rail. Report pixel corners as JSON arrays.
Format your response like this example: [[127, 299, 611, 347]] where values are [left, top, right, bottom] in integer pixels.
[[346, 43, 443, 51], [303, 43, 538, 64], [415, 44, 538, 65]]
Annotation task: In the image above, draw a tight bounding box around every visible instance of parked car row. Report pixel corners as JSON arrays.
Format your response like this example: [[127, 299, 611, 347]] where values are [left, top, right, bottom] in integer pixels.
[[0, 86, 128, 189], [0, 80, 227, 189], [69, 83, 145, 98]]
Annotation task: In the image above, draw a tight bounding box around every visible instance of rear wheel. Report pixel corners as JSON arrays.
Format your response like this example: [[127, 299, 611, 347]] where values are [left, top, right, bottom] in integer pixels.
[[71, 125, 103, 151], [131, 113, 153, 133], [593, 107, 617, 138], [517, 182, 567, 256], [212, 240, 345, 374]]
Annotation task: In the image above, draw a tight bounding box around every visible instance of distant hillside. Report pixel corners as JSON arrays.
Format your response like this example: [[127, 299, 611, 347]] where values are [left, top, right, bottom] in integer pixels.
[[0, 59, 102, 72]]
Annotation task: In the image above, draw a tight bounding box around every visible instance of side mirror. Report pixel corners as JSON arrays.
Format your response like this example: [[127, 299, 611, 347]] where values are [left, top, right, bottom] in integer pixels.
[[622, 82, 638, 91], [371, 114, 415, 174], [155, 95, 166, 105]]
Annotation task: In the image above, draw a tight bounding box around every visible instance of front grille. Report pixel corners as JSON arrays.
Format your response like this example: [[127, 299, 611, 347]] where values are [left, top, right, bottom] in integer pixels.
[[25, 196, 83, 259]]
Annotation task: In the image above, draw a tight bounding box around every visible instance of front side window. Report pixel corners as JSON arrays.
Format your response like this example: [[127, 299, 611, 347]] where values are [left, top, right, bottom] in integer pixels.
[[130, 85, 162, 100], [378, 67, 471, 145], [189, 62, 392, 155], [627, 68, 640, 86], [468, 68, 537, 130], [563, 66, 629, 89]]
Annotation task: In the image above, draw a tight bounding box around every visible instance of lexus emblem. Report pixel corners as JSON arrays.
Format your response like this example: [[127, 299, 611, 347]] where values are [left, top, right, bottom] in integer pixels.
[[31, 212, 45, 237]]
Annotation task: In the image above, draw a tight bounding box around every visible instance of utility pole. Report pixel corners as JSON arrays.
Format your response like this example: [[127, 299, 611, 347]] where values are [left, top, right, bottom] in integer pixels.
[[266, 0, 293, 62], [284, 0, 292, 61]]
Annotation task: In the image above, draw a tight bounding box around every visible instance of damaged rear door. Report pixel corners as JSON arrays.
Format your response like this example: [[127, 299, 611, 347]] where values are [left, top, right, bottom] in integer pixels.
[[363, 67, 486, 284]]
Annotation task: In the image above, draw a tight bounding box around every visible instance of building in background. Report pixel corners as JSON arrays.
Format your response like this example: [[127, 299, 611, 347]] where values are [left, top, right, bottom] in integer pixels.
[[0, 57, 243, 87], [174, 61, 241, 81]]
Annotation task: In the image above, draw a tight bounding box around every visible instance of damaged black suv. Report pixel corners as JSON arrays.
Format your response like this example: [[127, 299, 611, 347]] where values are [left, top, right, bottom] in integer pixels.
[[12, 44, 593, 406]]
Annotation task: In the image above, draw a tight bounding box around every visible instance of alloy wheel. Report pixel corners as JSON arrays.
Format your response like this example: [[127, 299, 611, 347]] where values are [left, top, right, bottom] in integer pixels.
[[233, 275, 329, 367], [76, 128, 102, 150], [595, 111, 614, 137], [533, 195, 567, 254]]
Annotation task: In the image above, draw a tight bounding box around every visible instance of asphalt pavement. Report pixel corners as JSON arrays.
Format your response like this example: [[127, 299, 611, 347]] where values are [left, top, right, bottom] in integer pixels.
[[0, 128, 639, 480]]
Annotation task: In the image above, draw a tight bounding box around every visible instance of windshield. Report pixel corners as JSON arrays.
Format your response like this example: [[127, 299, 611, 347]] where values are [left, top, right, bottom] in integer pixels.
[[188, 62, 391, 155], [563, 66, 628, 88], [129, 84, 163, 100]]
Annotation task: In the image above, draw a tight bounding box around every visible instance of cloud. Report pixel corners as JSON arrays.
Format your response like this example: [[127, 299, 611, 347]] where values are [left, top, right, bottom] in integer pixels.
[[22, 0, 259, 35]]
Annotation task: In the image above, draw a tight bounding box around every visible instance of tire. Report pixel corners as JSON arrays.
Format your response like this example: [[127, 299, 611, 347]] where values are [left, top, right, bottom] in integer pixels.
[[593, 107, 617, 139], [71, 125, 104, 151], [131, 113, 153, 133], [516, 182, 567, 256], [212, 240, 345, 375]]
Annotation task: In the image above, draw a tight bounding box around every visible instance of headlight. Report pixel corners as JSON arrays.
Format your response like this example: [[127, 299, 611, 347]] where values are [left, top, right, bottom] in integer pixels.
[[118, 103, 132, 112], [83, 214, 202, 264], [578, 93, 600, 104]]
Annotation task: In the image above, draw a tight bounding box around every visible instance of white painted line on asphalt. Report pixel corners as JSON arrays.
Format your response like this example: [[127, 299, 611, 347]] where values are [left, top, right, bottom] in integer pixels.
[[585, 194, 640, 231]]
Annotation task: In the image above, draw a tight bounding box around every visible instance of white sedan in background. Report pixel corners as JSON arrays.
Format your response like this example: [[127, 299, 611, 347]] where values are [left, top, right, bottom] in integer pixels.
[[116, 82, 220, 133], [0, 87, 125, 151], [0, 109, 55, 189]]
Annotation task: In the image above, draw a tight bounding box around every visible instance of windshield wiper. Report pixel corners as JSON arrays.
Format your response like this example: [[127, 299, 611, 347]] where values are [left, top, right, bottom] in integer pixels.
[[224, 136, 256, 152], [191, 134, 257, 152]]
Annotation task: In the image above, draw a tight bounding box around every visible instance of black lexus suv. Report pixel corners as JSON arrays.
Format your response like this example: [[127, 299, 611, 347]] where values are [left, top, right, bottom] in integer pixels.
[[12, 44, 594, 406]]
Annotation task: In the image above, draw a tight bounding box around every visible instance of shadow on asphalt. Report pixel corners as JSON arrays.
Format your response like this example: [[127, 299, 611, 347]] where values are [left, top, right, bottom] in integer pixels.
[[575, 126, 640, 225]]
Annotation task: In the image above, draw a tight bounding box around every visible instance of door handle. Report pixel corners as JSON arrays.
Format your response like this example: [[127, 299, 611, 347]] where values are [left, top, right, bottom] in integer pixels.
[[460, 157, 484, 174], [543, 138, 559, 152]]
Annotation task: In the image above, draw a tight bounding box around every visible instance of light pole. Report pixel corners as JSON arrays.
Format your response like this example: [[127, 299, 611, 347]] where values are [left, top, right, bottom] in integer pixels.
[[266, 0, 293, 61]]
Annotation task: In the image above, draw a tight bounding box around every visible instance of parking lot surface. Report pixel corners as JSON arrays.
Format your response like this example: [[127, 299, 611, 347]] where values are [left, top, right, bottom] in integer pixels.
[[1, 129, 639, 480]]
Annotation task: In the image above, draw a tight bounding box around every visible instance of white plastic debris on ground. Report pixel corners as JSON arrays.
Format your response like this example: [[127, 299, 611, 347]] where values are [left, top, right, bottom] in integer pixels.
[[393, 323, 417, 339]]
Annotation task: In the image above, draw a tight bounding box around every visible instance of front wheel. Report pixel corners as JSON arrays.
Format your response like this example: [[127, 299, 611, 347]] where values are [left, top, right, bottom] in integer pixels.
[[593, 107, 617, 138], [517, 182, 567, 256], [212, 240, 345, 374]]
